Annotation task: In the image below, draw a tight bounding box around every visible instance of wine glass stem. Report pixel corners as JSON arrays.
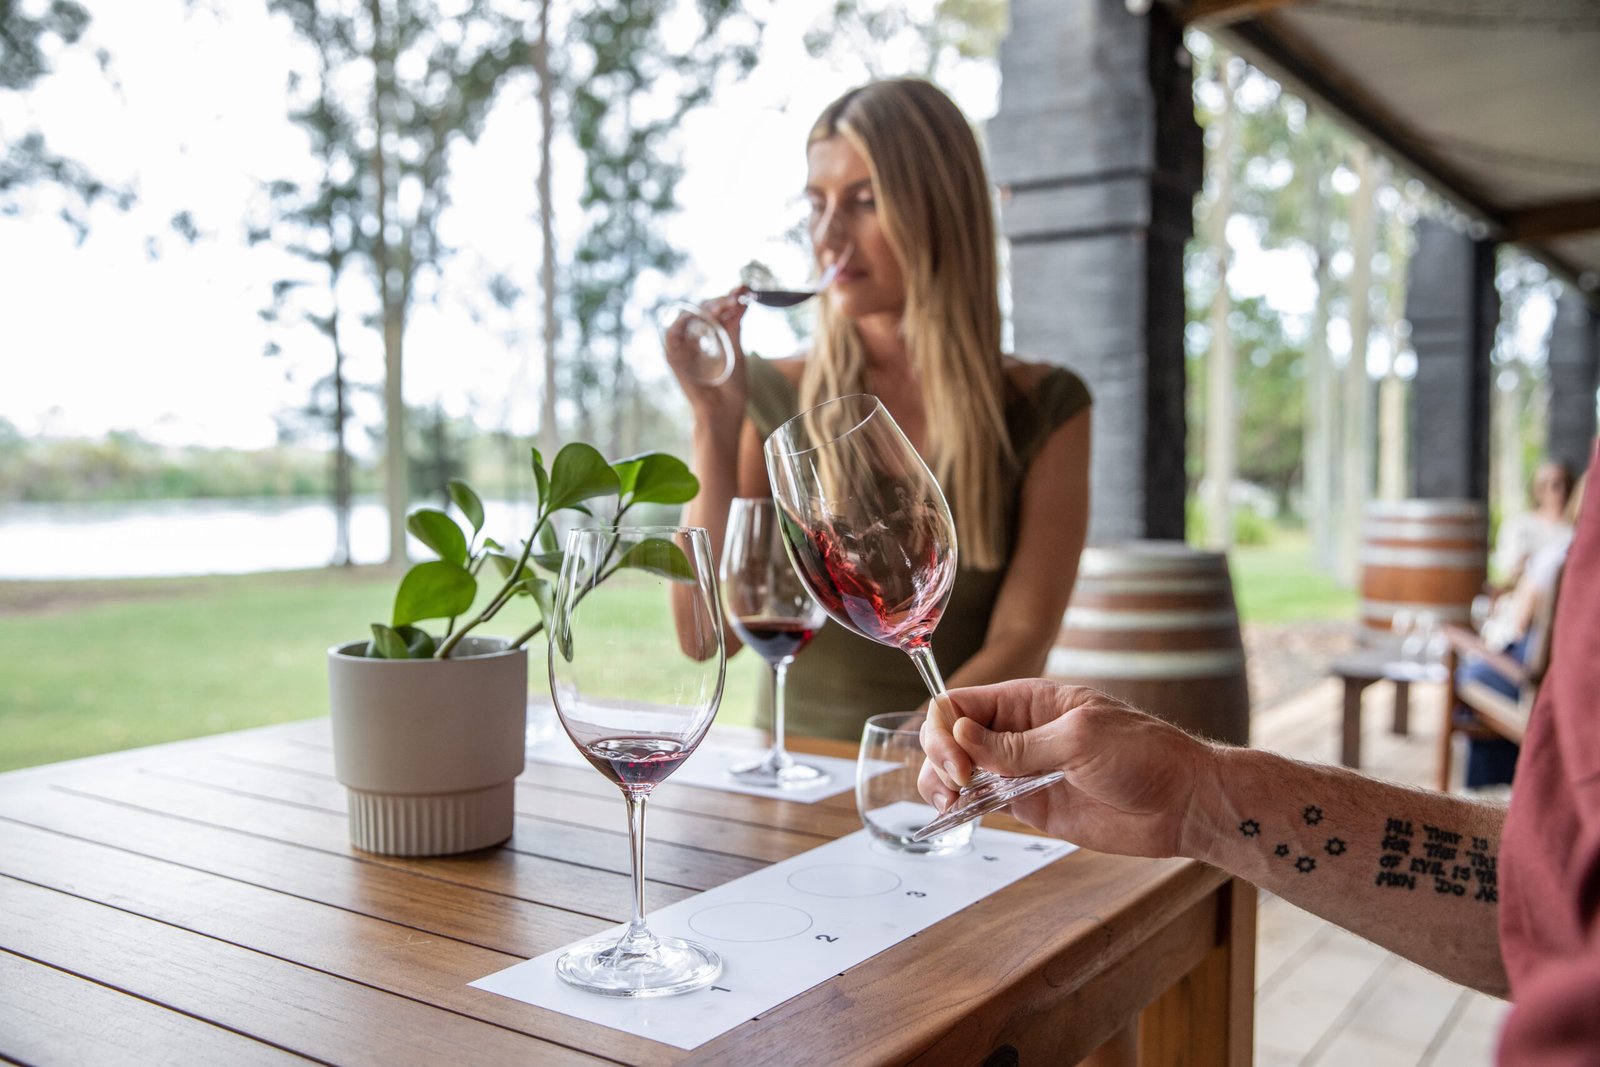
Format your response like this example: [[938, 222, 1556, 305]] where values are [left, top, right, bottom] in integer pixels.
[[770, 659, 791, 762], [623, 792, 651, 942], [905, 644, 957, 730]]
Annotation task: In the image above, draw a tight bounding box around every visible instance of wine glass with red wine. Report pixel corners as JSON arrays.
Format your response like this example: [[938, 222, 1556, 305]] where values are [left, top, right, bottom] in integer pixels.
[[548, 525, 726, 996], [721, 497, 830, 787], [763, 395, 1066, 843]]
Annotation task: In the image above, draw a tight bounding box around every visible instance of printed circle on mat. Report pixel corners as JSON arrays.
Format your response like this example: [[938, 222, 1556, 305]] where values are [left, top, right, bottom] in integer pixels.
[[688, 901, 814, 942], [786, 864, 902, 898]]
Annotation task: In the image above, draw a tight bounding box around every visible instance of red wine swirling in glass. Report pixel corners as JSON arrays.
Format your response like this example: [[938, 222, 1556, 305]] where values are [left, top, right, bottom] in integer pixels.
[[763, 395, 1065, 842], [721, 497, 831, 787]]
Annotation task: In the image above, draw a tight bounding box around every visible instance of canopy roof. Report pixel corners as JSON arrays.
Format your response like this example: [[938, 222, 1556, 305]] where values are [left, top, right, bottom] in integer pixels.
[[1175, 0, 1600, 303]]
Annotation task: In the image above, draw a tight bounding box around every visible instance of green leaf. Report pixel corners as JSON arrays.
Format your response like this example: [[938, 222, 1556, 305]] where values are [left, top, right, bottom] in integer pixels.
[[617, 537, 696, 582], [447, 480, 485, 535], [527, 577, 554, 628], [483, 536, 504, 552], [369, 623, 411, 660], [393, 625, 437, 658], [392, 560, 477, 627], [531, 447, 549, 511], [546, 442, 620, 512], [533, 526, 565, 573], [406, 508, 468, 566], [488, 552, 533, 584], [615, 451, 699, 505]]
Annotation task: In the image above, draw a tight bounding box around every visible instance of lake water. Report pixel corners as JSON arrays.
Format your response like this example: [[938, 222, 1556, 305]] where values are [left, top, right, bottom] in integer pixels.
[[0, 497, 542, 580]]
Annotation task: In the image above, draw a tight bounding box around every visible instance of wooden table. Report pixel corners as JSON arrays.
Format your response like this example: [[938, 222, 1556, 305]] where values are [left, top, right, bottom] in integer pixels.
[[0, 719, 1254, 1065], [1328, 649, 1448, 768]]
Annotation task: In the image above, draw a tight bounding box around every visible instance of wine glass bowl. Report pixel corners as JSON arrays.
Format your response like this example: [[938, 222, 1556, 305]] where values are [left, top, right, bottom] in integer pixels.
[[722, 498, 830, 787], [548, 525, 726, 997], [763, 395, 1064, 843], [656, 301, 735, 387]]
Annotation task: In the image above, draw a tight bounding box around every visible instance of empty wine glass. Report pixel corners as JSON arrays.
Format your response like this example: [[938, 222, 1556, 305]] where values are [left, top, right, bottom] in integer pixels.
[[548, 525, 726, 997], [763, 394, 1065, 843], [656, 301, 736, 386], [721, 497, 829, 787]]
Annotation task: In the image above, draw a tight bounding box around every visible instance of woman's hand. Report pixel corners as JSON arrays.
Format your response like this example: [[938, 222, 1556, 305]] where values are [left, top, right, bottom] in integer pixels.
[[918, 679, 1218, 859], [666, 288, 751, 433]]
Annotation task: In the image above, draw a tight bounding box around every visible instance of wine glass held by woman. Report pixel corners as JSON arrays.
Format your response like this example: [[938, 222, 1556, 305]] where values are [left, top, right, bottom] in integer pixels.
[[673, 77, 1094, 746]]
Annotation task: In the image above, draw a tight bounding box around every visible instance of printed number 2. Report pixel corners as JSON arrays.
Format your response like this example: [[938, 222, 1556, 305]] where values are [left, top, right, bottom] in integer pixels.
[[815, 934, 838, 943]]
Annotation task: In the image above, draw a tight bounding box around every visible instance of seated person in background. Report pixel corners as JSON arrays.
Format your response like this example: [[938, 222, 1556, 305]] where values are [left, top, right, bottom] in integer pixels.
[[920, 439, 1600, 1061], [1487, 458, 1573, 608], [1457, 474, 1584, 788], [669, 79, 1092, 741]]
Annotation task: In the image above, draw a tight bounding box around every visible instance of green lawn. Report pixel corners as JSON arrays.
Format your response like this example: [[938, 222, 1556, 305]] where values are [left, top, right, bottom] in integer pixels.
[[0, 529, 1348, 772], [1229, 531, 1359, 625]]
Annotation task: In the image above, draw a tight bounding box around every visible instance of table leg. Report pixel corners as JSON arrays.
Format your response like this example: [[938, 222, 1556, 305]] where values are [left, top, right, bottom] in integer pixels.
[[1341, 680, 1366, 767], [1391, 681, 1410, 736], [1135, 878, 1256, 1067]]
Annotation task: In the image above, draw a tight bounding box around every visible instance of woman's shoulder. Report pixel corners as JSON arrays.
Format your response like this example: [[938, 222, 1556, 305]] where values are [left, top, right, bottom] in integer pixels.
[[1001, 357, 1091, 416]]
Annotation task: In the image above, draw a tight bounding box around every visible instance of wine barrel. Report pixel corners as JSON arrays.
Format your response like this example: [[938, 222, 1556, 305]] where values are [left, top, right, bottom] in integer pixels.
[[1046, 542, 1250, 745], [1359, 499, 1486, 635]]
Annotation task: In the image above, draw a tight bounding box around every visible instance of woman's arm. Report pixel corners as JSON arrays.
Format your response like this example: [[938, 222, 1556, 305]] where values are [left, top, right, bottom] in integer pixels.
[[942, 409, 1091, 689], [920, 681, 1510, 996]]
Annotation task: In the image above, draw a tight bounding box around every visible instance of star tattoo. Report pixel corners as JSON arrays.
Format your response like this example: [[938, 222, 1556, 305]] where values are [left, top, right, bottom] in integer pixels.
[[1325, 837, 1347, 856], [1239, 819, 1261, 837], [1303, 806, 1324, 826], [1275, 844, 1290, 858], [1295, 856, 1317, 874]]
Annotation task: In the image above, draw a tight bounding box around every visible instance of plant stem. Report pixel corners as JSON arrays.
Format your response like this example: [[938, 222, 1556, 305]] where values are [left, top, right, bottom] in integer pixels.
[[436, 507, 550, 658]]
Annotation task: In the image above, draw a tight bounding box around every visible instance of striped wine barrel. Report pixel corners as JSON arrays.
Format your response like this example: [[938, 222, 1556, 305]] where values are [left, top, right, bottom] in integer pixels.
[[1047, 542, 1250, 745], [1359, 499, 1486, 635]]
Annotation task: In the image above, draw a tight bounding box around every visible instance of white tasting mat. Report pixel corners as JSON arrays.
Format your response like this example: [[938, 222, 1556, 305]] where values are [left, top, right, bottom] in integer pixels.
[[525, 705, 882, 804], [470, 813, 1077, 1050]]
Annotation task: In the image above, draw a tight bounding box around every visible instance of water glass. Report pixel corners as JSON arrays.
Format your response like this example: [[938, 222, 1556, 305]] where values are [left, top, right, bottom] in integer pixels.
[[856, 711, 975, 855]]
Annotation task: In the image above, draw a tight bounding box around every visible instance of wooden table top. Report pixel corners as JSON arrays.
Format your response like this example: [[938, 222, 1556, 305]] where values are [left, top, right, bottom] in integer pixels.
[[0, 718, 1243, 1065]]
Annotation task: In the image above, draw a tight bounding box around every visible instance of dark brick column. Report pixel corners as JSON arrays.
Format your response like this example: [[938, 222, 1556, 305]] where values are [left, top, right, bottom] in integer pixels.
[[1405, 218, 1497, 501], [988, 0, 1202, 543], [1545, 289, 1599, 473]]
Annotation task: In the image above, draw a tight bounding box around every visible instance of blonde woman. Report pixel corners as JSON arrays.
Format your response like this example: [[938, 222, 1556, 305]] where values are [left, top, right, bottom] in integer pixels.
[[671, 79, 1092, 741]]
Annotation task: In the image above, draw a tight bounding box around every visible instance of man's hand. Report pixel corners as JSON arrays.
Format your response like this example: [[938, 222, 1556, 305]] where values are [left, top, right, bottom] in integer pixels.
[[918, 679, 1217, 858]]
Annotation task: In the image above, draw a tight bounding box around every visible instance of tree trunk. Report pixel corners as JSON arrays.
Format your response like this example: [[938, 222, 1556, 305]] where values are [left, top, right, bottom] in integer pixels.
[[536, 0, 559, 461], [1377, 201, 1409, 501], [1306, 239, 1336, 567], [330, 287, 353, 567], [368, 0, 408, 565], [1337, 146, 1378, 585], [1203, 56, 1239, 550]]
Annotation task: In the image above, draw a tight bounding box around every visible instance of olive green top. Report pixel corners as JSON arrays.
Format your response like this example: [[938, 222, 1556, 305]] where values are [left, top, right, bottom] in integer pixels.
[[744, 355, 1093, 741]]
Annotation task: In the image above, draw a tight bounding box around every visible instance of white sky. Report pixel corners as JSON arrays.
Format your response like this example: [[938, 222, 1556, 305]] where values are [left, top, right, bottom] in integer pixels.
[[4, 0, 1513, 454]]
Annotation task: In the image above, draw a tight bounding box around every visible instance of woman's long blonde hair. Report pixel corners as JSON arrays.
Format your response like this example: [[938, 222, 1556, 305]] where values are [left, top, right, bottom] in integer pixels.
[[802, 79, 1012, 570]]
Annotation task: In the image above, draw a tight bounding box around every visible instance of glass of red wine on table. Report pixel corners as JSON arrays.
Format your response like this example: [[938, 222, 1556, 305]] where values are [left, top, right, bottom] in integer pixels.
[[721, 498, 830, 788], [763, 395, 1067, 844], [547, 525, 726, 997]]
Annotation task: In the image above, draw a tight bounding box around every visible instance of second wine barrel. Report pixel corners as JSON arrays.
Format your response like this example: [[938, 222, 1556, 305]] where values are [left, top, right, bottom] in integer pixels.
[[1359, 498, 1487, 636], [1046, 541, 1250, 745]]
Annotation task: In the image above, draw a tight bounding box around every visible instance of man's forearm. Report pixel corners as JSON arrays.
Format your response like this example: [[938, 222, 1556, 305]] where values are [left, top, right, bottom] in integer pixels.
[[1186, 746, 1508, 996]]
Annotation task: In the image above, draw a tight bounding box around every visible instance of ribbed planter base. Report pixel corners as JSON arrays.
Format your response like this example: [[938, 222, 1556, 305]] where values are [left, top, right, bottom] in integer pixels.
[[328, 635, 528, 857], [345, 781, 515, 856]]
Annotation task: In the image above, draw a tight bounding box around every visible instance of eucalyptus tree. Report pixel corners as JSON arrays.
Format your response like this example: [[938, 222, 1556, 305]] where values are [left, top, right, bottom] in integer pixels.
[[257, 0, 533, 565], [0, 0, 134, 237], [801, 0, 1006, 79], [564, 0, 760, 457]]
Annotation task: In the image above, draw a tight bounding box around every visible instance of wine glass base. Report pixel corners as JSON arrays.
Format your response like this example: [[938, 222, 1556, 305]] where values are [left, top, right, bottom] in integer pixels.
[[727, 752, 829, 789], [555, 933, 723, 998], [910, 769, 1066, 842]]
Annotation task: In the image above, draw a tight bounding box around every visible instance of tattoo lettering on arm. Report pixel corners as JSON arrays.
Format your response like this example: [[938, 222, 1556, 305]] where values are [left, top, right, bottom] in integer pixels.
[[1373, 819, 1497, 903]]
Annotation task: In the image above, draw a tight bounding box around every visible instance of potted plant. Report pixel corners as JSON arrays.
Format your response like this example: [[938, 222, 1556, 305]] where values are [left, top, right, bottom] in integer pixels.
[[328, 443, 699, 856]]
